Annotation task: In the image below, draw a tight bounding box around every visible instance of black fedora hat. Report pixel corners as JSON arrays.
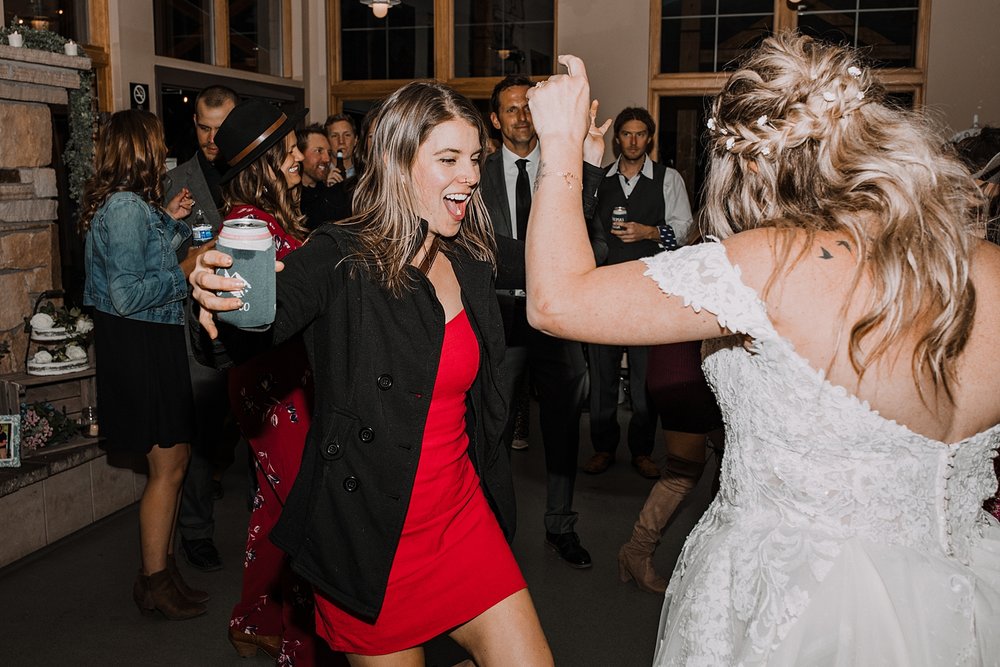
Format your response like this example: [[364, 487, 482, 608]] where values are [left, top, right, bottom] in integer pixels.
[[215, 99, 308, 183]]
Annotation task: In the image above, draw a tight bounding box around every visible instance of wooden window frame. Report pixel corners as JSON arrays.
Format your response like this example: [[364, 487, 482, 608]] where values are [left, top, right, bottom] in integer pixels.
[[327, 0, 558, 113], [647, 0, 932, 160]]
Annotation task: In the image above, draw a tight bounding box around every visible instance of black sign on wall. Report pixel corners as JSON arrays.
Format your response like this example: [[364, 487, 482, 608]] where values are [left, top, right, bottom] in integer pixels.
[[130, 83, 149, 110]]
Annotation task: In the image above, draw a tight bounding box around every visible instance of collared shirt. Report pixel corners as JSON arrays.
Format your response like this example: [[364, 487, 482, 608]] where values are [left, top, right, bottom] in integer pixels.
[[605, 154, 694, 245], [501, 142, 541, 240]]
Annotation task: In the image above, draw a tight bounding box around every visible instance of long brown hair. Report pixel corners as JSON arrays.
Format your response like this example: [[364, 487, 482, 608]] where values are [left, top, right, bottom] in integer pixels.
[[701, 32, 983, 400], [223, 134, 307, 240], [79, 110, 167, 233], [342, 81, 495, 295]]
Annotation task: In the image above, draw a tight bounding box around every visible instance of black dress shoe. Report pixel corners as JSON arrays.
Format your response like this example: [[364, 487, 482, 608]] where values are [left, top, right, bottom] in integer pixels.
[[181, 538, 223, 572], [545, 531, 592, 569]]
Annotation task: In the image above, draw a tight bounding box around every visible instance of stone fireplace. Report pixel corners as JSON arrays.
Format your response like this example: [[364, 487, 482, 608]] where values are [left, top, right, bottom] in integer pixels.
[[0, 43, 89, 375]]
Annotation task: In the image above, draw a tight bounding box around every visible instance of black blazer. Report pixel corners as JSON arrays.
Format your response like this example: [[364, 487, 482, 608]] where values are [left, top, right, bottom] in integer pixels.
[[481, 150, 609, 263], [207, 225, 513, 622]]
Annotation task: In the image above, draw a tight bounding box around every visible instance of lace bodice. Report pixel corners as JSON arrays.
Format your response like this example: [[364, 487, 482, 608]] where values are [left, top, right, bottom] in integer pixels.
[[644, 242, 1000, 665]]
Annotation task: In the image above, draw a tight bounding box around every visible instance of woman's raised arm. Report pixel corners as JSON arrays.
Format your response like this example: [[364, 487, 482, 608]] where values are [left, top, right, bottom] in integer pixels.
[[524, 55, 725, 346]]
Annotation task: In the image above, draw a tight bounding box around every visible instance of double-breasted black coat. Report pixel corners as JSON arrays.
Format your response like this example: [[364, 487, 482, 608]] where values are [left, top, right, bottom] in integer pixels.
[[208, 225, 516, 622]]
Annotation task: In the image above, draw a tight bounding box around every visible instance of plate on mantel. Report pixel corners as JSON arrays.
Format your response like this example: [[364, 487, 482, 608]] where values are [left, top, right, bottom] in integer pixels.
[[26, 359, 90, 376], [30, 327, 71, 342]]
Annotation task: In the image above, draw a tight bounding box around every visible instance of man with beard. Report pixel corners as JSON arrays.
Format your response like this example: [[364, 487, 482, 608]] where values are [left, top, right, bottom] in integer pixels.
[[296, 124, 350, 228], [582, 107, 693, 479]]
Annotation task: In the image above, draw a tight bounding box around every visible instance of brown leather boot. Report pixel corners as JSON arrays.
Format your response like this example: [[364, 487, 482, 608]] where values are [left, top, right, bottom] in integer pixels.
[[133, 570, 155, 615], [228, 626, 281, 659], [618, 471, 699, 594], [166, 554, 210, 604], [146, 569, 207, 620]]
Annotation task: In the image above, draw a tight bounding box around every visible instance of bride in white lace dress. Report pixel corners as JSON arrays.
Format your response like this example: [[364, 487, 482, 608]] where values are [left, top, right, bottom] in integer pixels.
[[524, 36, 1000, 665]]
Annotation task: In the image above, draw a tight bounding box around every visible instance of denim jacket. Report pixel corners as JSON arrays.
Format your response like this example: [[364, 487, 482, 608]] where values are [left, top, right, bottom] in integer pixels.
[[83, 191, 190, 325]]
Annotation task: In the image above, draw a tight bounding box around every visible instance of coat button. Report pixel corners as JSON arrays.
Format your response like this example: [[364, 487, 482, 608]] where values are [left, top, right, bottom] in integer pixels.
[[325, 441, 341, 457], [376, 374, 393, 390], [359, 427, 375, 443], [343, 476, 359, 492]]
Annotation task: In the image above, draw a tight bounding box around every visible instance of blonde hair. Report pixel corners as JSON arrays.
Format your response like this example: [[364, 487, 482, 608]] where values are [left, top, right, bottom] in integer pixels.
[[338, 81, 495, 295], [702, 32, 983, 400]]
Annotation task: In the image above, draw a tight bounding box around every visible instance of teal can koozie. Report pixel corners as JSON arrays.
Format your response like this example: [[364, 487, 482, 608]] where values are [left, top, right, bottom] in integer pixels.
[[215, 219, 276, 329]]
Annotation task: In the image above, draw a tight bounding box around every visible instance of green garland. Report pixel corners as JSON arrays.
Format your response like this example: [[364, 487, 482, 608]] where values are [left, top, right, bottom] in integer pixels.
[[1, 22, 95, 215]]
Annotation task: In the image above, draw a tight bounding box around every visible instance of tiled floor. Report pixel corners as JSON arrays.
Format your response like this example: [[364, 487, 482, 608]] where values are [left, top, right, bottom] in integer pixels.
[[0, 406, 716, 666]]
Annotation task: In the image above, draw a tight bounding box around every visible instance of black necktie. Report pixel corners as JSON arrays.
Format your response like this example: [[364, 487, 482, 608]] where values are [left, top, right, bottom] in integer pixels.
[[515, 158, 531, 240]]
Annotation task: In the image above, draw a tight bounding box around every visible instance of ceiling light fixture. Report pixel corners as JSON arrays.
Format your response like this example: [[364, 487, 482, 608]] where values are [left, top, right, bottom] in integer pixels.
[[360, 0, 400, 19]]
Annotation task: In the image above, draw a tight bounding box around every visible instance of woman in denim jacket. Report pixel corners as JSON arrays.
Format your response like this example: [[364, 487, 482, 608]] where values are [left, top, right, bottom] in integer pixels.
[[81, 110, 205, 621]]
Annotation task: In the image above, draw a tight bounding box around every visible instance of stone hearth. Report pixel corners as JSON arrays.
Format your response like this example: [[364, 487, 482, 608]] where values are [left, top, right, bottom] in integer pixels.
[[0, 43, 90, 375]]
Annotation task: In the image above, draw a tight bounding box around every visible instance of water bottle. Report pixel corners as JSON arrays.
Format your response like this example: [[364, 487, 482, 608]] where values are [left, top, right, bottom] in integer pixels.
[[191, 210, 212, 246], [335, 150, 345, 178]]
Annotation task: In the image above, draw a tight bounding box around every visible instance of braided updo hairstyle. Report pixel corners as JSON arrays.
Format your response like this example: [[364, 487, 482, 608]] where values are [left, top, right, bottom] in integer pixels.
[[702, 32, 984, 400]]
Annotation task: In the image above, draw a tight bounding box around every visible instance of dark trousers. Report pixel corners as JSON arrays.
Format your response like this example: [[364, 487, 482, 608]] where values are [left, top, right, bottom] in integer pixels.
[[588, 343, 655, 458], [498, 296, 588, 535], [178, 350, 231, 542]]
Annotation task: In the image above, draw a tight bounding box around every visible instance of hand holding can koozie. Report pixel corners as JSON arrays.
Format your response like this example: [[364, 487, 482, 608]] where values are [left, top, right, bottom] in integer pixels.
[[215, 219, 276, 329]]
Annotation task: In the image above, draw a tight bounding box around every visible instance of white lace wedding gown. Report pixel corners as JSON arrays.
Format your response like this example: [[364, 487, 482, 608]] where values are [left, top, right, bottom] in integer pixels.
[[642, 242, 1000, 666]]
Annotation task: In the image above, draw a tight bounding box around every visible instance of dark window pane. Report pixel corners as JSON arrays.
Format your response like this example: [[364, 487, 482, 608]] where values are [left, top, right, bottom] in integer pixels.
[[661, 1, 772, 73], [229, 0, 283, 75], [454, 0, 554, 78], [387, 27, 434, 79], [153, 0, 211, 63], [658, 96, 710, 215], [798, 7, 919, 68], [341, 0, 434, 80], [805, 0, 917, 9], [454, 21, 553, 77], [663, 0, 772, 18], [455, 0, 554, 24], [341, 30, 388, 80], [4, 0, 88, 43], [885, 90, 915, 109]]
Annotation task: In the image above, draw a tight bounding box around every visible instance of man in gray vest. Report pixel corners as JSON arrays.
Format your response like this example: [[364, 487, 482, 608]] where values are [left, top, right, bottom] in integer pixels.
[[165, 85, 238, 572], [582, 107, 693, 479]]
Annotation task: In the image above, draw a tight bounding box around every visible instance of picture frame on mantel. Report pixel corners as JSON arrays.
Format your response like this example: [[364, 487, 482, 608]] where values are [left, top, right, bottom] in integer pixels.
[[0, 414, 20, 468]]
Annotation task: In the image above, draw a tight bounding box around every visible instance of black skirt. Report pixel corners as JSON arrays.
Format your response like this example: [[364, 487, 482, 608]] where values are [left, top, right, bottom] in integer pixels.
[[93, 310, 194, 453]]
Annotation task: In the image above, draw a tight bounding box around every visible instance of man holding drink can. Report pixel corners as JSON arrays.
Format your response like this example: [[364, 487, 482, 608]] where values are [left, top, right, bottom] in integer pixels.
[[582, 107, 693, 479]]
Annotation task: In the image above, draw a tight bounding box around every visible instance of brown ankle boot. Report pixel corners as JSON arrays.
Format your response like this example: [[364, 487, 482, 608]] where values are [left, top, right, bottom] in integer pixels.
[[618, 474, 699, 594], [133, 570, 155, 615], [146, 569, 207, 620], [166, 554, 210, 604], [228, 626, 281, 659]]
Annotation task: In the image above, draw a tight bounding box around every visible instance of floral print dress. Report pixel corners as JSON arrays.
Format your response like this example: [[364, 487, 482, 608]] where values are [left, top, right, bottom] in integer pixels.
[[224, 205, 331, 665]]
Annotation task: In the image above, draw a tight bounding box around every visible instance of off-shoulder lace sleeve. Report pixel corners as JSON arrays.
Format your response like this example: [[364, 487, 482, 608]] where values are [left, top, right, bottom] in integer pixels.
[[641, 241, 776, 341]]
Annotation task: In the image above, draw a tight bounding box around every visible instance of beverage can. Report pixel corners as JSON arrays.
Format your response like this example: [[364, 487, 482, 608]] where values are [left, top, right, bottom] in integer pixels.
[[612, 206, 627, 223], [215, 218, 276, 329]]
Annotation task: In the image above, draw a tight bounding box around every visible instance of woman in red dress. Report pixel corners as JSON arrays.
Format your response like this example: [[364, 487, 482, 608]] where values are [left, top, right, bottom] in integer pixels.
[[211, 100, 330, 665], [192, 83, 552, 665]]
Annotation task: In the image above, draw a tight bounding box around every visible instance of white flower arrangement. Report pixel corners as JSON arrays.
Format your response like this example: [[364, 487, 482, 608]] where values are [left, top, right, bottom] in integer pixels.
[[32, 350, 53, 364], [65, 345, 87, 361], [29, 313, 56, 330]]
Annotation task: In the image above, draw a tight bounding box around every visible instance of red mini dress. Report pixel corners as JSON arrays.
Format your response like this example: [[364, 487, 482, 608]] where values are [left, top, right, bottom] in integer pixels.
[[314, 309, 526, 655]]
